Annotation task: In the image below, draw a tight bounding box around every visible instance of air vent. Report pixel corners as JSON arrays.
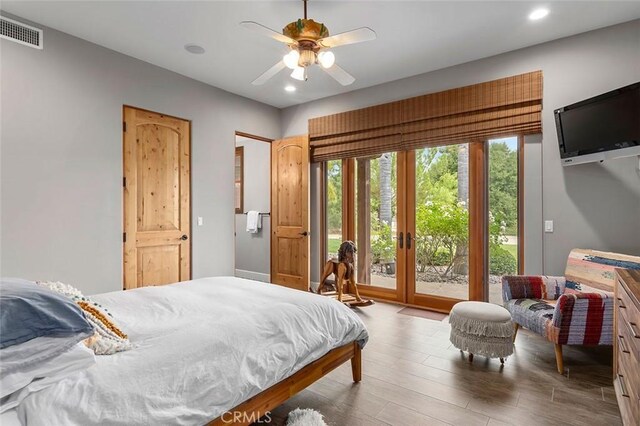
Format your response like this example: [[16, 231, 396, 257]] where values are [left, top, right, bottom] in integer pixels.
[[1, 16, 43, 49]]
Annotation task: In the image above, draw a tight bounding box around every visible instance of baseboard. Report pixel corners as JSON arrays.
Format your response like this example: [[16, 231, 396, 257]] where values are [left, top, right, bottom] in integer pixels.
[[235, 269, 270, 283]]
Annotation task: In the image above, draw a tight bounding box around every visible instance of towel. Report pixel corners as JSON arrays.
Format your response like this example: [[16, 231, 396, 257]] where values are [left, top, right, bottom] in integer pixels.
[[246, 211, 261, 233]]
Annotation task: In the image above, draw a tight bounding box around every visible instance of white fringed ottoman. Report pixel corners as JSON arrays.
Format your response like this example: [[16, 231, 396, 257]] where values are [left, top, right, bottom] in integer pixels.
[[449, 301, 514, 364]]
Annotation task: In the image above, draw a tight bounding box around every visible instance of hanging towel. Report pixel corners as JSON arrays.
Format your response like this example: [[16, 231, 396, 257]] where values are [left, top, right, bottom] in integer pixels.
[[246, 211, 261, 233]]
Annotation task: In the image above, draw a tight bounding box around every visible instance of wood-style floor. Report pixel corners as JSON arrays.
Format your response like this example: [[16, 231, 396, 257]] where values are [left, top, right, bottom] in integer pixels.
[[267, 302, 621, 426]]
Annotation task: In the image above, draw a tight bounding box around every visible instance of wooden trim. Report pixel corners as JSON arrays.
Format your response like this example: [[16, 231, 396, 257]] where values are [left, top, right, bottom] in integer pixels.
[[344, 158, 356, 241], [123, 104, 191, 123], [406, 293, 460, 313], [208, 342, 361, 426], [235, 131, 274, 143], [122, 106, 135, 289], [468, 141, 487, 301], [357, 286, 400, 302], [517, 135, 525, 274], [235, 146, 244, 214], [319, 162, 327, 271], [397, 151, 410, 304]]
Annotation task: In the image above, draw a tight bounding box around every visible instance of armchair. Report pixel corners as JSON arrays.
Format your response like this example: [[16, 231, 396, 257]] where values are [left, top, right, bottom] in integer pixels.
[[502, 249, 640, 374]]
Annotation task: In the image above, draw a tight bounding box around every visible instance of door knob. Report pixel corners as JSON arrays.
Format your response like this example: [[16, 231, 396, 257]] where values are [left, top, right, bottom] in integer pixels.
[[299, 231, 309, 236], [406, 232, 412, 250], [181, 234, 189, 241]]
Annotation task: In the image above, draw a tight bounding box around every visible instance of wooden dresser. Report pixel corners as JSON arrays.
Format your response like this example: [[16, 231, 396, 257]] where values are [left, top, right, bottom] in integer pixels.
[[614, 269, 640, 426]]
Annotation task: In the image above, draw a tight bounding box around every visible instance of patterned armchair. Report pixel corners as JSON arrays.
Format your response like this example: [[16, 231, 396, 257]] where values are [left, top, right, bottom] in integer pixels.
[[502, 249, 640, 374]]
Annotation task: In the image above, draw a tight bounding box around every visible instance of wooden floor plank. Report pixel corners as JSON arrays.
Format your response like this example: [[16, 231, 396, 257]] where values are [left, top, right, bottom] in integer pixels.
[[376, 402, 451, 426], [255, 302, 621, 426]]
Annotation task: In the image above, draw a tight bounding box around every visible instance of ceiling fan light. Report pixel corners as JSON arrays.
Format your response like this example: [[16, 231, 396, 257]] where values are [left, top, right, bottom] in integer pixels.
[[291, 66, 306, 81], [283, 50, 300, 70], [299, 50, 316, 67], [318, 51, 335, 68]]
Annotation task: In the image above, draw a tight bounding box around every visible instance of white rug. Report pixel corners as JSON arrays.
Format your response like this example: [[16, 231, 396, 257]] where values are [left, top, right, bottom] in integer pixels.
[[286, 408, 327, 426]]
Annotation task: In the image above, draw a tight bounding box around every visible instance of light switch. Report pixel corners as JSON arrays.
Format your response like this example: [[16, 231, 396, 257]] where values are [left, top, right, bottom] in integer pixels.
[[197, 217, 204, 226], [544, 220, 553, 233]]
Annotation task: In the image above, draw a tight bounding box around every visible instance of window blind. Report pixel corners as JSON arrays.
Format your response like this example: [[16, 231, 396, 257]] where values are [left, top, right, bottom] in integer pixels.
[[309, 71, 542, 162]]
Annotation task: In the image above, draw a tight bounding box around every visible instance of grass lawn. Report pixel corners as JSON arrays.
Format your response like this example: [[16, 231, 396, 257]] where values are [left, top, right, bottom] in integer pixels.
[[501, 244, 518, 259], [328, 238, 341, 256]]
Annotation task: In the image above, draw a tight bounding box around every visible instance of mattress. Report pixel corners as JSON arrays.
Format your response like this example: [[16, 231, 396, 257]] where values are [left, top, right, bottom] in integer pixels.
[[15, 277, 368, 425]]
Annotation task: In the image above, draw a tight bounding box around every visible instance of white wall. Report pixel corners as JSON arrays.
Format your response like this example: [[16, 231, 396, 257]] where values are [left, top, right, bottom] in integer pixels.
[[282, 19, 640, 278], [0, 15, 280, 295], [234, 136, 271, 281]]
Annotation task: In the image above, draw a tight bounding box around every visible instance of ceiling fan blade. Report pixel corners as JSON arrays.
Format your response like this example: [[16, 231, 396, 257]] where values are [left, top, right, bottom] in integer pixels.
[[323, 64, 355, 86], [318, 27, 376, 48], [252, 61, 286, 85], [240, 21, 297, 45]]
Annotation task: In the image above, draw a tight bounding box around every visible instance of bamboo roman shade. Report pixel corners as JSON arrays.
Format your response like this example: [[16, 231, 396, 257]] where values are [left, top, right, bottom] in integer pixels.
[[309, 71, 542, 162]]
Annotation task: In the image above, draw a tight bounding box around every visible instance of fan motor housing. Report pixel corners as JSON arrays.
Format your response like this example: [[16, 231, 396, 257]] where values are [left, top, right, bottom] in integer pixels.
[[283, 19, 329, 42]]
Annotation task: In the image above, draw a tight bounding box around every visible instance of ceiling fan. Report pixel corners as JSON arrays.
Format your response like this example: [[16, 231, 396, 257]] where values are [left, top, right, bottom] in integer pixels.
[[240, 0, 376, 86]]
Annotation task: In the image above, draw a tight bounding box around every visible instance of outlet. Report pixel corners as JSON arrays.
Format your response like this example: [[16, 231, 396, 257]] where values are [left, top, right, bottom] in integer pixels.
[[544, 220, 553, 233], [197, 217, 203, 226]]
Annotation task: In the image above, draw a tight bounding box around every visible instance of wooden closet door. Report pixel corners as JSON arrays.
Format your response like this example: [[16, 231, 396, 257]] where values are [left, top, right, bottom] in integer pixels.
[[271, 135, 310, 291], [123, 106, 191, 289]]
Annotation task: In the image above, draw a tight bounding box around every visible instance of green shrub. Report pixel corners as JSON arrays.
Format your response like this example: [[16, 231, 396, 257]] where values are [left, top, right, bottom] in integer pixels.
[[490, 246, 517, 275], [431, 250, 451, 267], [371, 222, 395, 263]]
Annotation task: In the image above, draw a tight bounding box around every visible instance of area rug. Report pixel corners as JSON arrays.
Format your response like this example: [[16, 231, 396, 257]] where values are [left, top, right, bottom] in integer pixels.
[[398, 307, 447, 321], [286, 408, 327, 426]]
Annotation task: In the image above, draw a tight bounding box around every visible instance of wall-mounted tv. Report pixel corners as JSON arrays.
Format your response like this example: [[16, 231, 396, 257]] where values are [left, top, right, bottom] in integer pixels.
[[555, 82, 640, 166]]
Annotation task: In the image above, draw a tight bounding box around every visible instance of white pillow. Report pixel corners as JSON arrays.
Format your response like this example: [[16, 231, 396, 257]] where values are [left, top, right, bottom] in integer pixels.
[[0, 342, 95, 412], [1, 334, 86, 392]]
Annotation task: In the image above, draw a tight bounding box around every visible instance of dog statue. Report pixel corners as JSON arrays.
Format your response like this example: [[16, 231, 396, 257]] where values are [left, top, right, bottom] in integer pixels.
[[318, 241, 372, 307]]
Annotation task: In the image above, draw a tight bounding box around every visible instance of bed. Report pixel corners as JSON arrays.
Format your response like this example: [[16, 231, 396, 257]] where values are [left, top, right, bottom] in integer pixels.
[[9, 276, 368, 425]]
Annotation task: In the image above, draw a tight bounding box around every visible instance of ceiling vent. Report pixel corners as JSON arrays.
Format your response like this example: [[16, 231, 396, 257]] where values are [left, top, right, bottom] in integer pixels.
[[1, 16, 43, 49]]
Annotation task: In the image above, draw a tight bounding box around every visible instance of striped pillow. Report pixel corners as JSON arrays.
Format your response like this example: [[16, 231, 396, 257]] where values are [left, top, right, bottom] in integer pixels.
[[36, 281, 131, 355]]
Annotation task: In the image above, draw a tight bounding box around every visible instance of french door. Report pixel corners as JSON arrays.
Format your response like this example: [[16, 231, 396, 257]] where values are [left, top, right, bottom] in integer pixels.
[[325, 137, 521, 312]]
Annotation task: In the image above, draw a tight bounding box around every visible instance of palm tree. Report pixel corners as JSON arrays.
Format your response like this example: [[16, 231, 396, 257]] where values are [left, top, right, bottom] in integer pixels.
[[452, 144, 469, 275], [379, 153, 392, 226]]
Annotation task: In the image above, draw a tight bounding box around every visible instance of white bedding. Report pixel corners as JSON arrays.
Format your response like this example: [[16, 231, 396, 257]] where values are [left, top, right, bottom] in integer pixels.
[[15, 277, 368, 425]]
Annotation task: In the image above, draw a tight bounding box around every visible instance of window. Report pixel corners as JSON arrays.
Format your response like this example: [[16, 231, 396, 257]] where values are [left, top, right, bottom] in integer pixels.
[[235, 146, 244, 214], [413, 144, 469, 300], [325, 160, 343, 259], [354, 153, 398, 290], [321, 137, 523, 309], [488, 136, 521, 304]]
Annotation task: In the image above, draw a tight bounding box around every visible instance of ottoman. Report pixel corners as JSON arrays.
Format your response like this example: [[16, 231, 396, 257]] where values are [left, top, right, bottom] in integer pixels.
[[449, 301, 514, 363]]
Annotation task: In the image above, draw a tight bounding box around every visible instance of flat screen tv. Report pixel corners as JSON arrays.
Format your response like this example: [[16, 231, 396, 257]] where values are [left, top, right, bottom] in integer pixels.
[[554, 82, 640, 166]]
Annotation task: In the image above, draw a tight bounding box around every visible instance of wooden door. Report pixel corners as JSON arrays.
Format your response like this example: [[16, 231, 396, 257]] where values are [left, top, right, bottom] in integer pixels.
[[271, 135, 310, 291], [123, 106, 191, 289]]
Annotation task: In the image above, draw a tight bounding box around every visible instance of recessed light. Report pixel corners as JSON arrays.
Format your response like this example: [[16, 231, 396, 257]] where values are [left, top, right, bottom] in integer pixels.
[[529, 8, 549, 21], [285, 85, 296, 92], [184, 44, 205, 54]]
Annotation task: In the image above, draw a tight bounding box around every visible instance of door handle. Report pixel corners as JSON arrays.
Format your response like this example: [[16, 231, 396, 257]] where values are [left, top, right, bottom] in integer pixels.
[[181, 234, 188, 241], [299, 231, 309, 236], [398, 232, 404, 249], [406, 232, 412, 250]]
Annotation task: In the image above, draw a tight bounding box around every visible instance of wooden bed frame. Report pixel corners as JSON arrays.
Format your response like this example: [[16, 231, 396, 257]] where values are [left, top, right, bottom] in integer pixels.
[[208, 341, 362, 425]]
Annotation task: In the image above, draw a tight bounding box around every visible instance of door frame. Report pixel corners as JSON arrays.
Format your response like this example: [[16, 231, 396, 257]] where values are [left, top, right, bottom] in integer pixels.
[[233, 131, 273, 281], [122, 105, 192, 289]]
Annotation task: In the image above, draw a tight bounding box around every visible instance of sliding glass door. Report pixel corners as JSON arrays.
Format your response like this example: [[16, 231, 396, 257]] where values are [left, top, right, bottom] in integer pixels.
[[323, 137, 522, 311], [352, 152, 406, 302], [406, 144, 473, 310]]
